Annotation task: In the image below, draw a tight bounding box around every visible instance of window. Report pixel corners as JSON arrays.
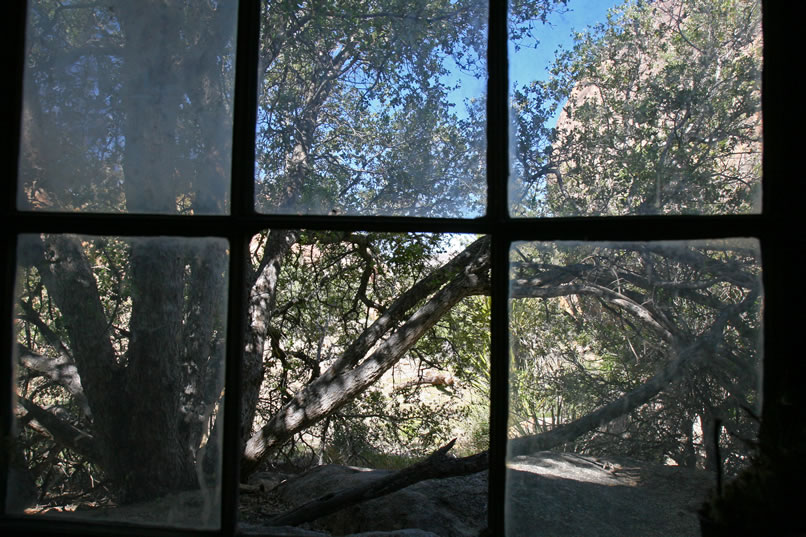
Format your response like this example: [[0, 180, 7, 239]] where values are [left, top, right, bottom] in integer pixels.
[[2, 2, 802, 537]]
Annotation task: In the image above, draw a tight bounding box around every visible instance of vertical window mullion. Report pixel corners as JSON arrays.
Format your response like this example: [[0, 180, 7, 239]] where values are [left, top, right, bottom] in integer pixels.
[[487, 0, 510, 534], [231, 0, 261, 219], [0, 0, 28, 517], [488, 234, 511, 535], [222, 0, 262, 534], [221, 237, 248, 537]]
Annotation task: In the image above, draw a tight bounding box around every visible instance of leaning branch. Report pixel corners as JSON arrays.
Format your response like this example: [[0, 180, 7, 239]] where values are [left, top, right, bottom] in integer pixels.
[[241, 248, 490, 478], [17, 344, 90, 416], [264, 329, 710, 527], [17, 397, 101, 463], [322, 235, 490, 380], [510, 281, 676, 343], [266, 320, 723, 527], [508, 291, 755, 456]]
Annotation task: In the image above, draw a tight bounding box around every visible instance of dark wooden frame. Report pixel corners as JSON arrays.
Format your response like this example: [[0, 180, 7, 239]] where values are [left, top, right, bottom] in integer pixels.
[[2, 1, 803, 535]]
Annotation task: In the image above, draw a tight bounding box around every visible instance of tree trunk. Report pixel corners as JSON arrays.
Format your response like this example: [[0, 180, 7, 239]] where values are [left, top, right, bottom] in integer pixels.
[[16, 1, 236, 503], [242, 230, 300, 447], [123, 238, 197, 501], [30, 235, 136, 497]]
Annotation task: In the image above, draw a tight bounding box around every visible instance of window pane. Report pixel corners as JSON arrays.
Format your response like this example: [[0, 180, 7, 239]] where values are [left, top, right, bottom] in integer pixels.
[[510, 0, 762, 216], [506, 240, 762, 536], [238, 231, 489, 534], [18, 2, 238, 214], [255, 2, 488, 217], [8, 235, 228, 530]]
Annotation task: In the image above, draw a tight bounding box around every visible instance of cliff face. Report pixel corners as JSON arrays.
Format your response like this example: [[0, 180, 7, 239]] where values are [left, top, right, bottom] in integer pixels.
[[547, 0, 762, 216]]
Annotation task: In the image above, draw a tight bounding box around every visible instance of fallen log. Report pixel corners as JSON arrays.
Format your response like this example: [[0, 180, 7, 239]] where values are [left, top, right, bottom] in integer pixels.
[[267, 439, 488, 527]]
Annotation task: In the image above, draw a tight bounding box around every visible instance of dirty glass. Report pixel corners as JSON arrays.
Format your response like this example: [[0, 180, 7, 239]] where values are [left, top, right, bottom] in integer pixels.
[[18, 2, 238, 214], [238, 231, 490, 534], [509, 0, 762, 216], [254, 1, 488, 217], [505, 239, 763, 536], [8, 235, 228, 530]]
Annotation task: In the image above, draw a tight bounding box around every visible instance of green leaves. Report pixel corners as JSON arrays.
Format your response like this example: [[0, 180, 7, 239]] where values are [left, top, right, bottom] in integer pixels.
[[512, 0, 762, 216], [255, 0, 494, 216]]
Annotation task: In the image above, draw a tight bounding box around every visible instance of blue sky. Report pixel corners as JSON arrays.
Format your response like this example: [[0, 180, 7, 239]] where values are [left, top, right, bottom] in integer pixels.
[[439, 0, 621, 220], [445, 0, 620, 119], [510, 0, 618, 89]]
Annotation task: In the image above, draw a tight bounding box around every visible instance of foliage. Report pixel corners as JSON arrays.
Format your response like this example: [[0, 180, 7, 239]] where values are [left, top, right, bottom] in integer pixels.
[[512, 0, 762, 216], [507, 240, 762, 472], [251, 231, 465, 463]]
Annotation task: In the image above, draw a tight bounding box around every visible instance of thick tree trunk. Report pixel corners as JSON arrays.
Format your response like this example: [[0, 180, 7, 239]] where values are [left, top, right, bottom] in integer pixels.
[[181, 241, 229, 465], [111, 4, 197, 499], [16, 2, 235, 503], [123, 238, 197, 501]]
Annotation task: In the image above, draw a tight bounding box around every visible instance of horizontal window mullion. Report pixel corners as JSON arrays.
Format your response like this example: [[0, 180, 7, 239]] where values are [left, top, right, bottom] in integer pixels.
[[7, 212, 490, 237], [9, 212, 766, 239], [505, 215, 766, 242]]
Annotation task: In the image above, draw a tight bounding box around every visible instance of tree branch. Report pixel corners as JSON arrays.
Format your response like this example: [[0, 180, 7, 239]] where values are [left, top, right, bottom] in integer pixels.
[[17, 344, 90, 417], [241, 244, 490, 478], [18, 397, 101, 463], [266, 285, 754, 526], [509, 290, 757, 456]]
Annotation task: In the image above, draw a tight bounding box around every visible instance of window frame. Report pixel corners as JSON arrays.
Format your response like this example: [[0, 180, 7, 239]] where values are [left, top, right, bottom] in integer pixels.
[[2, 1, 802, 536]]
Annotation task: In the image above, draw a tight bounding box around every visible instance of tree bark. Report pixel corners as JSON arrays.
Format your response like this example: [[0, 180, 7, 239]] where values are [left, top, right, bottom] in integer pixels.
[[28, 235, 134, 493]]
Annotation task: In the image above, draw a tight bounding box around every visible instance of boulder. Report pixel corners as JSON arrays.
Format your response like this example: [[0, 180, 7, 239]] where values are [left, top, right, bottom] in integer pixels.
[[276, 465, 487, 537]]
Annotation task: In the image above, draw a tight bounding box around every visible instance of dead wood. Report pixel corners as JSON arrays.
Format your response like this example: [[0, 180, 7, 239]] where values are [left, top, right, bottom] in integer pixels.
[[267, 439, 488, 527]]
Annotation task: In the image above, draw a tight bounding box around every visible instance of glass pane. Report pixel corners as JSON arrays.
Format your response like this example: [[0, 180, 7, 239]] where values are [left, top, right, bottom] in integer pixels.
[[506, 240, 763, 536], [18, 2, 238, 214], [237, 231, 490, 534], [255, 2, 488, 217], [510, 0, 762, 216], [8, 235, 228, 530]]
